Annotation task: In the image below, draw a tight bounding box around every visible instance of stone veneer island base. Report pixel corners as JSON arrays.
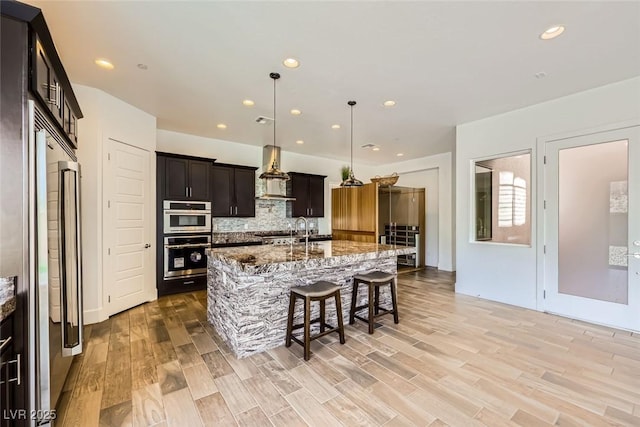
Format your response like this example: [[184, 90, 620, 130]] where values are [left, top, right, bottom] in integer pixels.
[[206, 240, 416, 358]]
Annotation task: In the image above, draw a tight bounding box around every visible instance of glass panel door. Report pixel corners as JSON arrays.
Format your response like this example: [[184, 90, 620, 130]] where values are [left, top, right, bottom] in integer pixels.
[[544, 126, 640, 331]]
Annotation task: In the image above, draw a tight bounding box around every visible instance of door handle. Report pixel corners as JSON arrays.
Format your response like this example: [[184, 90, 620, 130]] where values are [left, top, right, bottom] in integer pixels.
[[144, 243, 151, 249]]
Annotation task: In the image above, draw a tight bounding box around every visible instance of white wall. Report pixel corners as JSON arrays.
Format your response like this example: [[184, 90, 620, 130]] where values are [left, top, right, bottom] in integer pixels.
[[456, 76, 640, 310], [74, 84, 157, 324]]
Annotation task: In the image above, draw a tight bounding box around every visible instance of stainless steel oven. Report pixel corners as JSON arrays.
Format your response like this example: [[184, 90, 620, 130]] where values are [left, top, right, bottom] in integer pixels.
[[163, 200, 211, 234], [164, 234, 211, 279]]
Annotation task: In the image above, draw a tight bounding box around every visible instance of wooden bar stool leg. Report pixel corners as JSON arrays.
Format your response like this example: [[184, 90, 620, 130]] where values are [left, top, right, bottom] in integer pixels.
[[367, 283, 375, 334], [285, 292, 296, 347], [374, 285, 380, 315], [349, 279, 359, 325], [334, 290, 345, 344], [390, 278, 399, 324], [319, 298, 326, 333], [304, 296, 311, 361]]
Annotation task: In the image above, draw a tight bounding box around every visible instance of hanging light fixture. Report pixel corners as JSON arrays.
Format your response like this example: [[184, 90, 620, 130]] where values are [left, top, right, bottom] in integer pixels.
[[340, 100, 364, 187], [259, 72, 290, 181]]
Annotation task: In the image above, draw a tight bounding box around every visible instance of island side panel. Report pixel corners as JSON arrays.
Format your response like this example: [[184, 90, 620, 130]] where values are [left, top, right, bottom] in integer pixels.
[[207, 255, 396, 358]]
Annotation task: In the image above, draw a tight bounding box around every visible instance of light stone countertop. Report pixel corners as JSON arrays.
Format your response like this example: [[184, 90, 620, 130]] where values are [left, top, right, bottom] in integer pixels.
[[0, 277, 16, 323], [206, 239, 415, 274]]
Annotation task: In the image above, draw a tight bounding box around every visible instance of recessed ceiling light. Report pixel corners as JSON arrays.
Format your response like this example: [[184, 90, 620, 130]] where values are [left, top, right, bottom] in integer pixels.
[[372, 147, 380, 151], [296, 140, 304, 145], [331, 124, 341, 129], [95, 58, 114, 70], [290, 109, 302, 116], [242, 99, 255, 107], [540, 25, 565, 40], [283, 58, 300, 68], [396, 153, 404, 157], [383, 100, 396, 107], [217, 123, 227, 129], [137, 63, 148, 70]]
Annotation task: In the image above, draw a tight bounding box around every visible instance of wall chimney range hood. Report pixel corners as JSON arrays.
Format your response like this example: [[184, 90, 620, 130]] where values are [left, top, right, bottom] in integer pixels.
[[257, 145, 296, 200]]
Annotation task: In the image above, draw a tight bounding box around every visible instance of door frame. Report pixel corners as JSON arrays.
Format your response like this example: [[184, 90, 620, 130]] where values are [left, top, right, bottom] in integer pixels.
[[536, 119, 640, 329], [102, 137, 156, 317]]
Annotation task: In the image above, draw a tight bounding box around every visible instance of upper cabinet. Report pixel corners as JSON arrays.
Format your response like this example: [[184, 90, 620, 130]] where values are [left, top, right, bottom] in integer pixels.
[[211, 164, 257, 217], [287, 172, 326, 217], [29, 31, 82, 148], [157, 152, 214, 201]]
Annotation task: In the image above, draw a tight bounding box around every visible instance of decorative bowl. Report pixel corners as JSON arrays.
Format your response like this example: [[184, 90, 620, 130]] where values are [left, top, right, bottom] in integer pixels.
[[370, 172, 399, 187]]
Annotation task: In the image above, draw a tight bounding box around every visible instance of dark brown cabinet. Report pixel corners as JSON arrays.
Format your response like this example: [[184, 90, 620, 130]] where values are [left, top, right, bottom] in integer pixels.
[[1, 315, 18, 427], [211, 164, 257, 217], [31, 34, 82, 148], [159, 154, 212, 201], [287, 172, 326, 217]]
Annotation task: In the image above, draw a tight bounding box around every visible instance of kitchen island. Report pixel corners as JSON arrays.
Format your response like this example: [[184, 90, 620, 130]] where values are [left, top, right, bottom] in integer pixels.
[[206, 240, 416, 358]]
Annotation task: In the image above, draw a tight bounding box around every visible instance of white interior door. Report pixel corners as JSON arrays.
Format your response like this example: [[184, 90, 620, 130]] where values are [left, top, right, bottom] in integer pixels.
[[544, 126, 640, 331], [104, 138, 153, 316]]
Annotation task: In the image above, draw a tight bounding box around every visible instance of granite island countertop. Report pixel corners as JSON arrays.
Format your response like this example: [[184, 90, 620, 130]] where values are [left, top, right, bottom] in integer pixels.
[[0, 277, 16, 323], [206, 240, 415, 274], [206, 239, 413, 357]]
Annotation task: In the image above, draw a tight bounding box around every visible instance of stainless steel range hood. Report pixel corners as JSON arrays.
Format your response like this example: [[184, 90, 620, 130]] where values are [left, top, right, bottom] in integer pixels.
[[257, 145, 296, 200]]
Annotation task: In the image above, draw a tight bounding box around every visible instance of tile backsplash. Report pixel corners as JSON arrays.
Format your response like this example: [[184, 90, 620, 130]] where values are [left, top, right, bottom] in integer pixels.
[[212, 199, 320, 233]]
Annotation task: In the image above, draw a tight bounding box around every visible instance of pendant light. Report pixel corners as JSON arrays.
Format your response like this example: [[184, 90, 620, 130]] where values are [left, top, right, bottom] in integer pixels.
[[259, 72, 290, 181], [340, 100, 364, 187]]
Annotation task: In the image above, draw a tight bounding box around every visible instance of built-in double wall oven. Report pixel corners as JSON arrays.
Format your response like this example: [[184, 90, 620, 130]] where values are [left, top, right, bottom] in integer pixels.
[[162, 200, 211, 281]]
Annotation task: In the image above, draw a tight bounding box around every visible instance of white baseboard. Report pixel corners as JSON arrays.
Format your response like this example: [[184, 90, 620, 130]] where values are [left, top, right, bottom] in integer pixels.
[[83, 307, 107, 325]]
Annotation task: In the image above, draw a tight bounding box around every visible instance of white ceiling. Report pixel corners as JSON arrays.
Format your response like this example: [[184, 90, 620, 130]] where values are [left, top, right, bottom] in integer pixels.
[[27, 1, 640, 165]]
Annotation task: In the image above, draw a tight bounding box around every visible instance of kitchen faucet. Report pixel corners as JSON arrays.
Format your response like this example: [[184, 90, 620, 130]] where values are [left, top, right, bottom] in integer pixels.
[[294, 216, 309, 250]]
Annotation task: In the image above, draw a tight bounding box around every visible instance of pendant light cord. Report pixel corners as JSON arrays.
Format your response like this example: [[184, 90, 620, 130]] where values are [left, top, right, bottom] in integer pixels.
[[273, 76, 277, 153], [350, 103, 353, 172]]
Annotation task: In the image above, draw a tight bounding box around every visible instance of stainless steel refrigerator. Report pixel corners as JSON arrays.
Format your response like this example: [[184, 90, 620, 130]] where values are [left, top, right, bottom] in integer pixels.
[[28, 100, 83, 425]]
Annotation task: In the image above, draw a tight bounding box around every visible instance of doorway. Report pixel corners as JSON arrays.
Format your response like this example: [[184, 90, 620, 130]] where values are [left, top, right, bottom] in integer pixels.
[[103, 138, 154, 316], [544, 126, 640, 331]]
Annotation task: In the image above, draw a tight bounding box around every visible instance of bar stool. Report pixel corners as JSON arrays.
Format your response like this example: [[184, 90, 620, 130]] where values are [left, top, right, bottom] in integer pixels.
[[349, 271, 399, 334], [285, 281, 346, 360]]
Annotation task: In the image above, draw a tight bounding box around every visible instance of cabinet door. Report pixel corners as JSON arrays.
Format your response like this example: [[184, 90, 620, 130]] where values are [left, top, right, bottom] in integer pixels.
[[233, 168, 256, 217], [289, 174, 309, 217], [188, 160, 210, 201], [211, 166, 233, 217], [308, 175, 325, 217], [34, 40, 53, 110], [164, 157, 189, 200], [63, 99, 78, 148]]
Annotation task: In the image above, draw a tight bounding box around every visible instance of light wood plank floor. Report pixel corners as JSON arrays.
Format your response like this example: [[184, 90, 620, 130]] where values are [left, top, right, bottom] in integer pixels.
[[57, 269, 640, 426]]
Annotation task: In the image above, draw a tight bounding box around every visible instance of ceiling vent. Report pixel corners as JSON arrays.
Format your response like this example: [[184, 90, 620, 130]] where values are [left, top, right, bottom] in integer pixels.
[[255, 116, 273, 124]]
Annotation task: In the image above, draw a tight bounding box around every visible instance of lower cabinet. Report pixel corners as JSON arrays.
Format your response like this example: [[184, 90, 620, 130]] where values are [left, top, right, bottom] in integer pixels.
[[0, 315, 20, 427]]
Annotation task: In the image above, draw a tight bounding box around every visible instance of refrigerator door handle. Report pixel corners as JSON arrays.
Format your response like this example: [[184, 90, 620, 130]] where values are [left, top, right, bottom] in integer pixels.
[[58, 161, 83, 357]]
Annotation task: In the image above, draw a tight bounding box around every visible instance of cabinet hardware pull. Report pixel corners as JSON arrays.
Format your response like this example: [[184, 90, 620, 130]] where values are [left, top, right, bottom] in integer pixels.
[[230, 206, 233, 215], [0, 336, 12, 352], [183, 280, 195, 285], [186, 187, 189, 197], [8, 354, 21, 385], [235, 206, 238, 215]]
